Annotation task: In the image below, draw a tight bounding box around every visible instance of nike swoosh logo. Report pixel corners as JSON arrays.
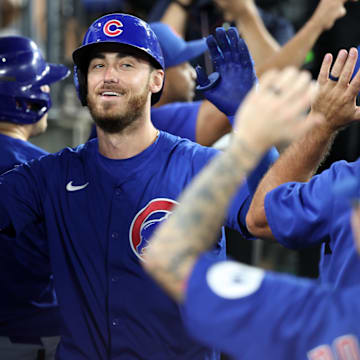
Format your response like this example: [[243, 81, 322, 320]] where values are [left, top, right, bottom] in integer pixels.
[[66, 181, 89, 192]]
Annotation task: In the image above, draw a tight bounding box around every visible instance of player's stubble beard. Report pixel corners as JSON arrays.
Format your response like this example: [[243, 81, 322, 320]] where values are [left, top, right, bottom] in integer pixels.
[[87, 77, 150, 134]]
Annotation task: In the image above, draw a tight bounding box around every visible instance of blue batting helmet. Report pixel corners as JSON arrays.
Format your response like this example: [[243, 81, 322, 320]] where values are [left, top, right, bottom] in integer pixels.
[[0, 36, 70, 124], [72, 13, 165, 106]]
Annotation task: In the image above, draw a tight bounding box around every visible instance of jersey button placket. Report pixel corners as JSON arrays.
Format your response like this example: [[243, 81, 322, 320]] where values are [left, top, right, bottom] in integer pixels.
[[111, 274, 119, 283], [111, 232, 119, 239], [108, 186, 128, 355], [112, 318, 121, 327]]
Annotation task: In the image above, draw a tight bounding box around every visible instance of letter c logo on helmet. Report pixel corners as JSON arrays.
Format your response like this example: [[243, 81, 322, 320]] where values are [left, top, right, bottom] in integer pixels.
[[103, 19, 123, 37]]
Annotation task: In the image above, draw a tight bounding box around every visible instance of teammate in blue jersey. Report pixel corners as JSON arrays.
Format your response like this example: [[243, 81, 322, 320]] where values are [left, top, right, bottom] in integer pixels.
[[0, 13, 273, 359], [0, 36, 70, 359], [141, 63, 358, 360], [246, 47, 360, 289]]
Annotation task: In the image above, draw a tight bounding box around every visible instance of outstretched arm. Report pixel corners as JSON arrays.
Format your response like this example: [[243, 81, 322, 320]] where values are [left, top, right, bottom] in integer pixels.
[[142, 67, 318, 302], [246, 48, 360, 240], [215, 0, 279, 71], [215, 0, 354, 76], [161, 0, 194, 37]]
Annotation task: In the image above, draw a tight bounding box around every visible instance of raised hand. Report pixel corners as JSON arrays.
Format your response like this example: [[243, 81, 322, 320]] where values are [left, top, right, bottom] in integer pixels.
[[311, 0, 350, 31], [232, 67, 321, 152], [196, 27, 257, 124], [312, 47, 360, 132]]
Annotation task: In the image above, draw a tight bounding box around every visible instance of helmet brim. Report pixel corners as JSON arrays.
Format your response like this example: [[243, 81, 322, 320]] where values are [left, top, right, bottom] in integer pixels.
[[36, 63, 70, 86], [72, 41, 164, 71]]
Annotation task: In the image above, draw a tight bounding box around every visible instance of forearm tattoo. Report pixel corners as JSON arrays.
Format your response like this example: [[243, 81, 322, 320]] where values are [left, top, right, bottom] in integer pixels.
[[144, 138, 263, 301]]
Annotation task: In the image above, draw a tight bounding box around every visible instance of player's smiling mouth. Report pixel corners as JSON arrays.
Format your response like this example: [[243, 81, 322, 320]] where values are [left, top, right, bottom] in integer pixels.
[[100, 91, 122, 97]]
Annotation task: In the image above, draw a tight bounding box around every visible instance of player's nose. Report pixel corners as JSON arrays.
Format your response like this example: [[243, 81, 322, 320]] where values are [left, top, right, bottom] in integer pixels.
[[103, 66, 119, 83]]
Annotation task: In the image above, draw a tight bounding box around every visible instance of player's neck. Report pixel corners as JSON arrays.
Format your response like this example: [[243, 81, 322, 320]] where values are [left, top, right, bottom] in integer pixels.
[[0, 123, 30, 141], [97, 118, 159, 159], [153, 92, 180, 108]]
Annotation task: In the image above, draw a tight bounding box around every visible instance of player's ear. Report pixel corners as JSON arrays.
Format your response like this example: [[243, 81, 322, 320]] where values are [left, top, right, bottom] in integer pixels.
[[149, 69, 164, 95]]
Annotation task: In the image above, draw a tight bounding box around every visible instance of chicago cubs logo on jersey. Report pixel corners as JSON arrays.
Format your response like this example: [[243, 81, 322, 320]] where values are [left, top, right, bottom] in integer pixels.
[[103, 19, 123, 37], [129, 198, 178, 261]]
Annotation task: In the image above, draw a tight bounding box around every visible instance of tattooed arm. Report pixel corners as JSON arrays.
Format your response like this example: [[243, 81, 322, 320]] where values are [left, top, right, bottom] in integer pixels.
[[142, 67, 320, 302]]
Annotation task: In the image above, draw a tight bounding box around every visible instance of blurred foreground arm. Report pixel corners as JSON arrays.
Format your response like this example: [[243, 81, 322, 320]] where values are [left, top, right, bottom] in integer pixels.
[[143, 67, 319, 302]]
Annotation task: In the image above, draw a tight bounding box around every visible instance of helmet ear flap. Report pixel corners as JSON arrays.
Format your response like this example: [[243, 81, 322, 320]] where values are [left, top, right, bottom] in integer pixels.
[[74, 66, 88, 106]]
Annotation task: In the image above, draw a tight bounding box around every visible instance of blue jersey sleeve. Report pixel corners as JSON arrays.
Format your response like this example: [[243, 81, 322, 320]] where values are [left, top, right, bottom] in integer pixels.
[[151, 102, 200, 142], [184, 255, 360, 360], [0, 158, 45, 235], [264, 160, 359, 249]]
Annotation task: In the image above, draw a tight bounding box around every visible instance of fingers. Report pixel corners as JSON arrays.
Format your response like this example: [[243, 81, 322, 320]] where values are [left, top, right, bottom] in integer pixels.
[[207, 26, 253, 71], [234, 67, 317, 148], [338, 47, 358, 86], [258, 67, 312, 103], [226, 27, 252, 66], [318, 48, 360, 93], [329, 49, 348, 80], [260, 67, 312, 103], [268, 71, 317, 142], [208, 27, 248, 68], [227, 27, 241, 64], [318, 53, 333, 85], [206, 35, 224, 72], [215, 28, 232, 63], [347, 51, 360, 99], [284, 71, 314, 103], [257, 68, 280, 88], [256, 68, 313, 116]]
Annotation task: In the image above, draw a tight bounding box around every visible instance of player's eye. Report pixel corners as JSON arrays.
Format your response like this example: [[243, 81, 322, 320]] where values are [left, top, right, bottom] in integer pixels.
[[120, 63, 133, 68], [89, 62, 104, 71]]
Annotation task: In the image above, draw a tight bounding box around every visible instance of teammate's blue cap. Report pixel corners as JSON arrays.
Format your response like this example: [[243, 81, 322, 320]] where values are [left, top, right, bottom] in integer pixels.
[[0, 36, 70, 124], [150, 22, 207, 68]]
